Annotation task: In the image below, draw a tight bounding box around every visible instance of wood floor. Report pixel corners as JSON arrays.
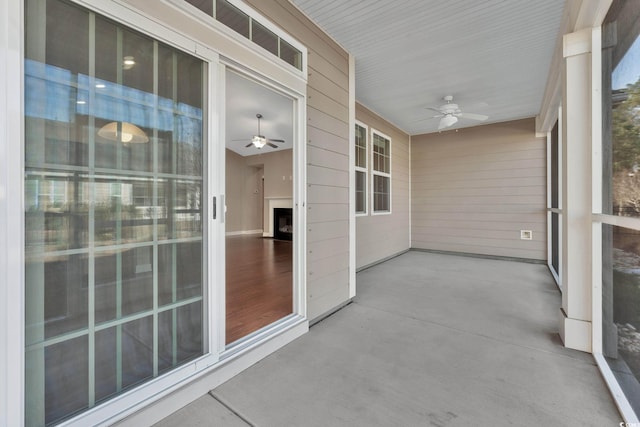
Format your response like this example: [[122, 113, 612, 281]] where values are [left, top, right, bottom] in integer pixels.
[[225, 235, 293, 344]]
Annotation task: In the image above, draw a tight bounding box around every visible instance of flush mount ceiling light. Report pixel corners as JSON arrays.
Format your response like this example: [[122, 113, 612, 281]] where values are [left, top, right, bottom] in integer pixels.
[[98, 121, 149, 144], [123, 56, 136, 70]]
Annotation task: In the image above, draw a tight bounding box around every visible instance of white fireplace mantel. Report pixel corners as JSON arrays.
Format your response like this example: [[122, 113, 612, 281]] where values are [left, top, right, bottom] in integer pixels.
[[264, 197, 293, 237]]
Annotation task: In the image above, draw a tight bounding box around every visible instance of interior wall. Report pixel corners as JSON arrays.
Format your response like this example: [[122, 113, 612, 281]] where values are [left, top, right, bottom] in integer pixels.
[[244, 0, 351, 320], [411, 118, 547, 260], [246, 149, 293, 229], [226, 149, 246, 233], [355, 103, 411, 269], [226, 148, 292, 234]]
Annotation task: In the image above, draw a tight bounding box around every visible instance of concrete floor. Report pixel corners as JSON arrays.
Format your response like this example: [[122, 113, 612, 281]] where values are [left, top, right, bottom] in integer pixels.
[[155, 251, 622, 426]]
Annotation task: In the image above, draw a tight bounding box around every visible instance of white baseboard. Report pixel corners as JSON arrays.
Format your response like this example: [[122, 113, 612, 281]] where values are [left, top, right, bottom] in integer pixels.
[[226, 229, 263, 237]]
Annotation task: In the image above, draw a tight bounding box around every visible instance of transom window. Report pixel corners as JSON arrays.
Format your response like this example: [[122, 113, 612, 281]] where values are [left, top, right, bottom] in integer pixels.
[[184, 0, 303, 70], [371, 129, 391, 213]]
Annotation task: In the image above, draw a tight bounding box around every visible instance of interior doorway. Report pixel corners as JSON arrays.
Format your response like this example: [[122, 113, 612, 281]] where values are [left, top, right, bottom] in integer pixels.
[[224, 69, 294, 344]]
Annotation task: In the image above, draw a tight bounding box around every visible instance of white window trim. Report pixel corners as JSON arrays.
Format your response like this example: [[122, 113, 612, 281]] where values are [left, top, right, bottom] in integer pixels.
[[546, 106, 563, 289], [370, 128, 392, 215], [355, 120, 368, 217]]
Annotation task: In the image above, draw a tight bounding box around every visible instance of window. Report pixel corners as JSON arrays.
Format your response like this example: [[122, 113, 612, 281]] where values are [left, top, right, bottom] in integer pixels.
[[24, 1, 206, 424], [184, 0, 303, 70], [371, 130, 391, 213], [355, 122, 367, 215]]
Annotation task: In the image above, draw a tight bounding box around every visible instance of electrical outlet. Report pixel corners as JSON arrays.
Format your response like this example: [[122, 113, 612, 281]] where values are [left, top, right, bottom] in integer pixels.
[[520, 230, 533, 240]]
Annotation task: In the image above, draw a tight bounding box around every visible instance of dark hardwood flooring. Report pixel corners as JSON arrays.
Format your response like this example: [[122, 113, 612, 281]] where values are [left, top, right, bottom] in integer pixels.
[[225, 235, 293, 344]]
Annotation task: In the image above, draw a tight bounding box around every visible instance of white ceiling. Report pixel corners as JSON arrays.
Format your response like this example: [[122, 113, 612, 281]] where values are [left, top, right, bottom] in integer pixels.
[[290, 0, 566, 135], [225, 70, 294, 156]]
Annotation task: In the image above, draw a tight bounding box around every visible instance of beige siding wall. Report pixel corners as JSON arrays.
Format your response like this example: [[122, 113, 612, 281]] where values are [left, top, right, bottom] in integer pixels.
[[245, 0, 351, 320], [411, 118, 546, 260], [355, 103, 411, 269]]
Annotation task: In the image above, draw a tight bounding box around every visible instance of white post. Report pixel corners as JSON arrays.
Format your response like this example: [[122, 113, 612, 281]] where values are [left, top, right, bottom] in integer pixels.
[[559, 27, 594, 352]]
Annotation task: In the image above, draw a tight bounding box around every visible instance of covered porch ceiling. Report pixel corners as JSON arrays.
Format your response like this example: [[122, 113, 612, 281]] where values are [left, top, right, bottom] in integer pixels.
[[290, 0, 567, 135]]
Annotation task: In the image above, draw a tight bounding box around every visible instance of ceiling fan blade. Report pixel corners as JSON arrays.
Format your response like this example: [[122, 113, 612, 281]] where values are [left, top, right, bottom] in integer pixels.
[[425, 107, 443, 114], [458, 112, 488, 121], [245, 143, 253, 148], [268, 139, 285, 143], [412, 114, 443, 123], [267, 142, 278, 148]]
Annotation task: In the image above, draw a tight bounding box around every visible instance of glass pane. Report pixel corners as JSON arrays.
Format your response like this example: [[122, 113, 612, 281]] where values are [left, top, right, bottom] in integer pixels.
[[356, 170, 366, 213], [122, 316, 154, 389], [158, 302, 202, 373], [604, 0, 640, 217], [25, 172, 90, 251], [551, 212, 559, 274], [252, 20, 278, 56], [373, 134, 390, 173], [45, 336, 89, 425], [216, 0, 250, 38], [185, 0, 213, 16], [373, 175, 390, 212], [280, 38, 302, 70], [177, 301, 203, 362], [95, 327, 117, 402], [355, 124, 367, 168], [95, 246, 153, 324], [603, 225, 640, 415], [551, 121, 559, 208], [24, 1, 206, 422]]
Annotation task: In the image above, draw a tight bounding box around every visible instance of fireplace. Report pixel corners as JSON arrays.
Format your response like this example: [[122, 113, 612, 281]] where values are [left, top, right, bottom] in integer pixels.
[[273, 208, 293, 241]]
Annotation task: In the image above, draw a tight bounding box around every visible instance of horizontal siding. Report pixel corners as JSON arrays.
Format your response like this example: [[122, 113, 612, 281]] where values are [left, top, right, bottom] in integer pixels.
[[244, 0, 351, 321], [355, 103, 411, 269], [411, 118, 546, 260]]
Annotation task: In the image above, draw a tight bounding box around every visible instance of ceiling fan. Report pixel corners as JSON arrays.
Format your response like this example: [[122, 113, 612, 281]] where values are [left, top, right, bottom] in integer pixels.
[[425, 95, 489, 130], [242, 113, 285, 149]]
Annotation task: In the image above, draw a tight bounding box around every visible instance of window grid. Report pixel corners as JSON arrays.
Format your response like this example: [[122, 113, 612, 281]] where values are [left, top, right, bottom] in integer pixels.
[[355, 123, 367, 215], [185, 0, 303, 70], [371, 130, 391, 214], [24, 2, 205, 424]]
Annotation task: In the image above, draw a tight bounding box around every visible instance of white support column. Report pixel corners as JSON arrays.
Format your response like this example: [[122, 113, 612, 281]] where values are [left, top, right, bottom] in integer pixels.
[[559, 27, 594, 352], [348, 54, 356, 298]]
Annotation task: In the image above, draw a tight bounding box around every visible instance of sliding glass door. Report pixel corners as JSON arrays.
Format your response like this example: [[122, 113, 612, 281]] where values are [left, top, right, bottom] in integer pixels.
[[24, 1, 210, 424]]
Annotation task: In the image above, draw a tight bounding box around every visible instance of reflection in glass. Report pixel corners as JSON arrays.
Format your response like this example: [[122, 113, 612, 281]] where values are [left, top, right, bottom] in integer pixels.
[[356, 171, 366, 213], [183, 0, 303, 70], [24, 0, 205, 423], [158, 302, 203, 374], [373, 175, 390, 212], [603, 225, 640, 414]]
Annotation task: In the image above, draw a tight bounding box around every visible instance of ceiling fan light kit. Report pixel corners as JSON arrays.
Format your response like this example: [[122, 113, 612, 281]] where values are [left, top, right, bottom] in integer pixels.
[[242, 113, 285, 150], [426, 95, 489, 130], [251, 135, 267, 148]]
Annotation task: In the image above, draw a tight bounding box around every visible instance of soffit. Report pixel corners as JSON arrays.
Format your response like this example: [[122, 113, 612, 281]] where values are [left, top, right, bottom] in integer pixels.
[[290, 0, 567, 135]]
